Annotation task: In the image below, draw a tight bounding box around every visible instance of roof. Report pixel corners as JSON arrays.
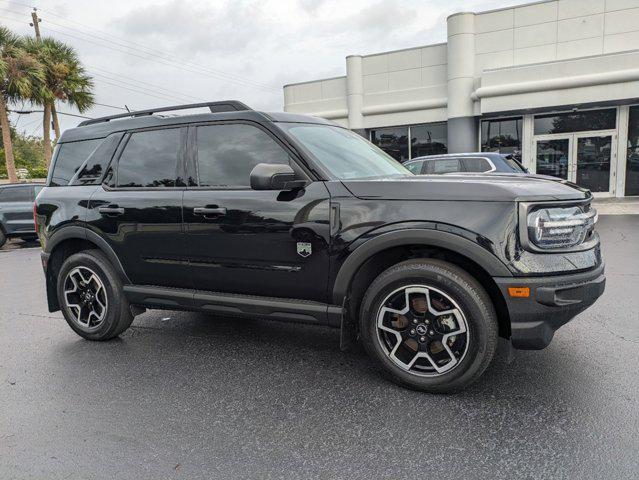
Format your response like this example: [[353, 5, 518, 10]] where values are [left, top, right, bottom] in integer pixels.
[[59, 109, 336, 144]]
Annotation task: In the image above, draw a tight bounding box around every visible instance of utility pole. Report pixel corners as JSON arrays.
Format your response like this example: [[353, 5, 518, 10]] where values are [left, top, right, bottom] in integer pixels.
[[30, 8, 42, 41]]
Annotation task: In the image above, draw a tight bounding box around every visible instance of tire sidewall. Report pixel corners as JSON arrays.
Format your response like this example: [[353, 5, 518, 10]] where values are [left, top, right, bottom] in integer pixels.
[[57, 250, 126, 340], [360, 261, 496, 392]]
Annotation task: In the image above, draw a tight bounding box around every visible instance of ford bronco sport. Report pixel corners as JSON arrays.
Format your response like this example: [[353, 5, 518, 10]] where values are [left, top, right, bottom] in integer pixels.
[[35, 101, 605, 392]]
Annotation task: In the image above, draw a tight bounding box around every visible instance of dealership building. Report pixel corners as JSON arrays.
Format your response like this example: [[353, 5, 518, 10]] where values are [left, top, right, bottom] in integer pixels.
[[283, 0, 639, 197]]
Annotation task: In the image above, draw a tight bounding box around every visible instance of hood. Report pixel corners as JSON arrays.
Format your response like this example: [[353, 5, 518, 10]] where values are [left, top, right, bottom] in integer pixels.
[[341, 174, 591, 202]]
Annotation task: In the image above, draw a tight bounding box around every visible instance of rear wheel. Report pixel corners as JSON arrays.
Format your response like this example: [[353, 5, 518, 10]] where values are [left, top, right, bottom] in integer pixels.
[[57, 249, 133, 340], [0, 229, 6, 249], [359, 259, 498, 393]]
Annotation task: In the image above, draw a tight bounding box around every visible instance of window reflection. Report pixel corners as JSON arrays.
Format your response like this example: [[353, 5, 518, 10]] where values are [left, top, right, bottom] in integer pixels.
[[369, 127, 409, 162], [534, 109, 616, 135], [481, 117, 522, 162], [410, 123, 447, 157], [626, 106, 639, 196]]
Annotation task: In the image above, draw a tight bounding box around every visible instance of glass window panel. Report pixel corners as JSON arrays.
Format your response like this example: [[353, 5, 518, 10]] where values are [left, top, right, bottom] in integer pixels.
[[0, 186, 32, 202], [117, 129, 181, 188], [404, 161, 423, 174], [534, 109, 616, 135], [535, 139, 570, 180], [481, 118, 522, 162], [626, 106, 639, 196], [410, 123, 447, 158], [576, 136, 611, 193], [432, 159, 461, 174], [369, 126, 409, 162], [284, 123, 409, 180], [462, 157, 492, 172], [50, 139, 101, 187], [196, 124, 291, 187]]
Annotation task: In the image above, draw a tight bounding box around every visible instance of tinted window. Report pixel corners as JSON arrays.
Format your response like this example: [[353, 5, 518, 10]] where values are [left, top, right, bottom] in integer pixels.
[[0, 186, 32, 202], [117, 129, 182, 188], [625, 105, 639, 196], [411, 123, 447, 157], [432, 159, 461, 174], [463, 157, 492, 172], [196, 124, 291, 187], [370, 126, 409, 162], [405, 161, 424, 174], [75, 133, 123, 185], [481, 117, 522, 162], [534, 109, 616, 135], [50, 139, 102, 186]]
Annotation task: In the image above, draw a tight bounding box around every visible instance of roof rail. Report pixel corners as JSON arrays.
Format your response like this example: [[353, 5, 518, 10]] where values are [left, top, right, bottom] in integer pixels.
[[78, 101, 252, 127]]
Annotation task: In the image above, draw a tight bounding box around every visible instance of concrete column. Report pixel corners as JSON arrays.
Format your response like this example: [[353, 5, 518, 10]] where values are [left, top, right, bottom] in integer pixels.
[[346, 55, 365, 136], [446, 12, 478, 153]]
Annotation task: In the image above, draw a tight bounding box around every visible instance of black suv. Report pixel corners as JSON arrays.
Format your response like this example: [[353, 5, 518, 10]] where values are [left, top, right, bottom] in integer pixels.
[[0, 182, 43, 248], [35, 101, 605, 392]]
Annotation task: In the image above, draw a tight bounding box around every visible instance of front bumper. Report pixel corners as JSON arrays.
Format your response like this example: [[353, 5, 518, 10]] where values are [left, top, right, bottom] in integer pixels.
[[495, 264, 605, 349]]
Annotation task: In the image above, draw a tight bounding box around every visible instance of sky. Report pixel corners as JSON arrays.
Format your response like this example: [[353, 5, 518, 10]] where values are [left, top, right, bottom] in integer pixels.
[[1, 0, 528, 135]]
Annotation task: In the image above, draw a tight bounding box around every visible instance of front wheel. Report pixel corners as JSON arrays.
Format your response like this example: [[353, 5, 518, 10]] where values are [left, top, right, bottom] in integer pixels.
[[57, 249, 134, 340], [359, 259, 498, 393]]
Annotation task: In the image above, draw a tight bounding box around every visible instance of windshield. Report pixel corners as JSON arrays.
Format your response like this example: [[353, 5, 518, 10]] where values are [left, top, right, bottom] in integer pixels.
[[281, 123, 411, 180]]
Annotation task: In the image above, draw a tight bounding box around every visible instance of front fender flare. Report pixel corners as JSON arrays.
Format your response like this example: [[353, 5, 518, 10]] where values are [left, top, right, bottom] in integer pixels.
[[331, 228, 511, 305]]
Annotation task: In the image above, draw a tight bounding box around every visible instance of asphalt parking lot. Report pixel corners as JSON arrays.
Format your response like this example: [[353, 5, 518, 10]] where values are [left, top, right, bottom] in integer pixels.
[[1, 215, 638, 480]]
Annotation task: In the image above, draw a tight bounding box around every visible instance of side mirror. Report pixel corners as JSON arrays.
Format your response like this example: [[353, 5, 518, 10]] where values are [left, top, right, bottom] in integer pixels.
[[250, 163, 306, 190]]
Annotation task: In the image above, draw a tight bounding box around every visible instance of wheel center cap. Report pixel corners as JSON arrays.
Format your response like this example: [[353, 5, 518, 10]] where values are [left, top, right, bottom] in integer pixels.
[[415, 324, 428, 336]]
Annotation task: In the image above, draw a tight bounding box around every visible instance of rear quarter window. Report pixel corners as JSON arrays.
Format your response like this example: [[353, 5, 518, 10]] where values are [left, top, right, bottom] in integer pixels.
[[50, 139, 102, 186], [431, 159, 461, 174], [462, 157, 493, 172], [0, 186, 33, 202]]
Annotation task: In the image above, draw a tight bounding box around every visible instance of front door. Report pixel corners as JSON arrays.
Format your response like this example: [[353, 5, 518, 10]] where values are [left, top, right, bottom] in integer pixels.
[[183, 122, 331, 302], [533, 132, 616, 196]]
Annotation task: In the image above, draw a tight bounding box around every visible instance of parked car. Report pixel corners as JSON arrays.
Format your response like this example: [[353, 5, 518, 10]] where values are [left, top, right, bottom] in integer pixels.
[[35, 101, 604, 392], [0, 182, 43, 249], [404, 152, 527, 175]]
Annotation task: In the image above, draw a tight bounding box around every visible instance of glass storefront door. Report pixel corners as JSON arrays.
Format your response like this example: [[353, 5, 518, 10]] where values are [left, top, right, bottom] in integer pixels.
[[533, 132, 616, 196]]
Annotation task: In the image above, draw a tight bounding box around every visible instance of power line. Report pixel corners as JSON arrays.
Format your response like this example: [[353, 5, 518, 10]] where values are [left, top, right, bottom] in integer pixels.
[[9, 109, 92, 119], [0, 14, 204, 105], [0, 3, 280, 93]]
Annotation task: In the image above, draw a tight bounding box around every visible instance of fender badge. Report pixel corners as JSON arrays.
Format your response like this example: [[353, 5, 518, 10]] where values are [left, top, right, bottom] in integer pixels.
[[297, 242, 312, 258]]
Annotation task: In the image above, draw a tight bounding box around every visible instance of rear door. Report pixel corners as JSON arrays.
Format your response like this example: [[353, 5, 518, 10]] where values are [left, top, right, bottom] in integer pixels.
[[182, 122, 331, 302], [0, 185, 36, 234], [87, 127, 190, 288]]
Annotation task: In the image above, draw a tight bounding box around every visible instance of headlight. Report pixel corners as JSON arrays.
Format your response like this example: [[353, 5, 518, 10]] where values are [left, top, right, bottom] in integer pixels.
[[524, 204, 598, 250]]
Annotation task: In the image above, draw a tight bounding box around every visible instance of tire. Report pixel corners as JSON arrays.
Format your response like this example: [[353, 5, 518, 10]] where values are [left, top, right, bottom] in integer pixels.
[[57, 249, 134, 341], [0, 229, 6, 249], [359, 259, 498, 393]]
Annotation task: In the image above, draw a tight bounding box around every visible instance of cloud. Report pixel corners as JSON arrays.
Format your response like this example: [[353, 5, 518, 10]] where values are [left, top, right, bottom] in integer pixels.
[[112, 0, 270, 57]]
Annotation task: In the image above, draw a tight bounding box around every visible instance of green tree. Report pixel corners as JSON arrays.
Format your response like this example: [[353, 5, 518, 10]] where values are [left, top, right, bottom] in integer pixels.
[[23, 36, 94, 166], [0, 26, 45, 183]]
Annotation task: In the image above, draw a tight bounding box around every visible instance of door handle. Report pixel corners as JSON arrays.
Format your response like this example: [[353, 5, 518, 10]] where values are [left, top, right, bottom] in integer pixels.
[[97, 205, 125, 216], [193, 206, 227, 217]]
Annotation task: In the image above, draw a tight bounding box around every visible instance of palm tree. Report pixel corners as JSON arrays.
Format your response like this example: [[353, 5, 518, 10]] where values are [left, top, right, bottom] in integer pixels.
[[0, 27, 44, 183], [23, 37, 94, 166]]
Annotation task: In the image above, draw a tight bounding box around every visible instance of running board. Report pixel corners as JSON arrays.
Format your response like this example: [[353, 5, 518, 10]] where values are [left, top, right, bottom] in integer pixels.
[[123, 285, 343, 327]]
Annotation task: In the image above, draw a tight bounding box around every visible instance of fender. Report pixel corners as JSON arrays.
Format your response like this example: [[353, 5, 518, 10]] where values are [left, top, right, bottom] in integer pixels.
[[331, 227, 512, 305], [46, 225, 131, 284]]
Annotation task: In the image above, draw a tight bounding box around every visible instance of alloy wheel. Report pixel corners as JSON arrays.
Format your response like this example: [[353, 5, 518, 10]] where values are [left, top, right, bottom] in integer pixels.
[[376, 285, 469, 376], [63, 266, 108, 330]]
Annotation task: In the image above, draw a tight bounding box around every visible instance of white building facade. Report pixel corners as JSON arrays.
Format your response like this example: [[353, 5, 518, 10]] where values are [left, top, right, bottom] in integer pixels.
[[283, 0, 639, 197]]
